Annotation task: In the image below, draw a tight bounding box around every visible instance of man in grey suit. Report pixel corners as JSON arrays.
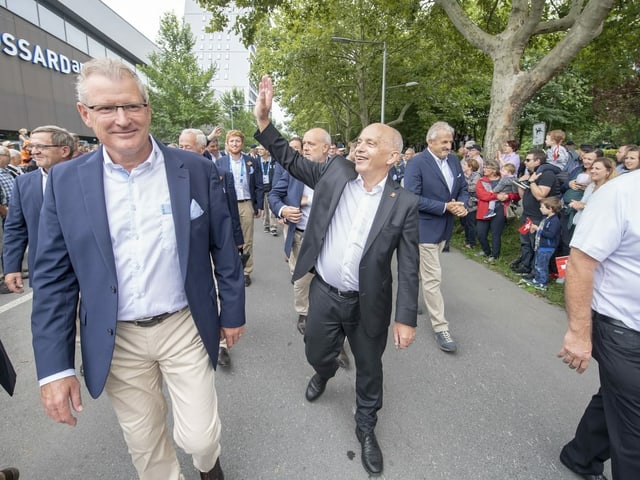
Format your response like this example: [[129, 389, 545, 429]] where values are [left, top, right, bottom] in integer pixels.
[[255, 75, 419, 477]]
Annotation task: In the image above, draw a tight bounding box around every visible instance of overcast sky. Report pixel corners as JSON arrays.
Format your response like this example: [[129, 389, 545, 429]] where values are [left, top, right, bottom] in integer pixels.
[[101, 0, 185, 42]]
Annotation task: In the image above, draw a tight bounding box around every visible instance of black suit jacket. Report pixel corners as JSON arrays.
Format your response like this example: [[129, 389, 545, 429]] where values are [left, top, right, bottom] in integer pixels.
[[256, 124, 419, 337]]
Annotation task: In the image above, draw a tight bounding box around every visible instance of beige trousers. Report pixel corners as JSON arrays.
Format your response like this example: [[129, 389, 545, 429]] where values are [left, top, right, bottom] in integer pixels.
[[289, 228, 313, 316], [419, 241, 449, 333], [105, 309, 220, 480], [238, 200, 255, 275]]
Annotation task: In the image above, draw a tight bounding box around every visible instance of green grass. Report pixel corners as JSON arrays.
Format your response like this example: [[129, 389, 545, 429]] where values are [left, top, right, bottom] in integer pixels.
[[450, 218, 566, 307]]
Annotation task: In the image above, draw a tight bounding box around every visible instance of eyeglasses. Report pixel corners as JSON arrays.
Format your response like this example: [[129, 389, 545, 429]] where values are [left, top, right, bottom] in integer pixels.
[[525, 158, 535, 162], [83, 103, 148, 115], [28, 144, 65, 151]]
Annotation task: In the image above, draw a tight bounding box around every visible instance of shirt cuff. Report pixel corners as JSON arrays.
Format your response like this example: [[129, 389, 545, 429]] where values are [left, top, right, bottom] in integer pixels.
[[39, 369, 76, 386]]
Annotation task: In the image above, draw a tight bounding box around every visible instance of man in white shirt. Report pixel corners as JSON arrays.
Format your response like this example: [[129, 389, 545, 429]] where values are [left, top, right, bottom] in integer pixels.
[[30, 58, 244, 480], [558, 170, 640, 480]]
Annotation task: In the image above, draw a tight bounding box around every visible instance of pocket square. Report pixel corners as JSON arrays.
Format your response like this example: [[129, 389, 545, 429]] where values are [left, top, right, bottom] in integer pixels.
[[190, 199, 204, 220]]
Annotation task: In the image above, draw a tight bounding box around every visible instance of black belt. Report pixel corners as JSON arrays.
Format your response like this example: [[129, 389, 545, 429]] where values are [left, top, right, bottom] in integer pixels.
[[316, 275, 359, 298], [593, 311, 637, 333], [295, 227, 305, 233], [129, 307, 186, 328], [238, 199, 251, 203]]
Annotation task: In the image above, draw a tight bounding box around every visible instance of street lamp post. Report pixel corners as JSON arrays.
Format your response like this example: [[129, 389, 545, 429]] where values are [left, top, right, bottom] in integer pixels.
[[331, 36, 387, 123], [386, 81, 419, 90]]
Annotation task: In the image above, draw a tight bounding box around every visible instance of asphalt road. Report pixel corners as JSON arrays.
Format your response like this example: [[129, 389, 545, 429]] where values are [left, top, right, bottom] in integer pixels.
[[0, 220, 609, 479]]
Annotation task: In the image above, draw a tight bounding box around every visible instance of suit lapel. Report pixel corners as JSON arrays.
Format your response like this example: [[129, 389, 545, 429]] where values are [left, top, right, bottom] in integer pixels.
[[78, 151, 117, 279], [424, 150, 449, 191], [363, 179, 397, 256], [162, 145, 190, 284]]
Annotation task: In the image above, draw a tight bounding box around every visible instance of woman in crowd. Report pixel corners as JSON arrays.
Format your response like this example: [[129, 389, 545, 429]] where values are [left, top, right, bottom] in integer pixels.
[[498, 139, 521, 174], [570, 157, 618, 226], [557, 149, 599, 256], [461, 157, 481, 249], [475, 159, 520, 263]]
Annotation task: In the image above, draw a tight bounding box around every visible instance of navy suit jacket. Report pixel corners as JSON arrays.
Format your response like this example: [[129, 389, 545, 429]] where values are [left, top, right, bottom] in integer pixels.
[[3, 169, 43, 274], [268, 163, 305, 257], [31, 140, 245, 398], [216, 153, 264, 214], [404, 150, 469, 244]]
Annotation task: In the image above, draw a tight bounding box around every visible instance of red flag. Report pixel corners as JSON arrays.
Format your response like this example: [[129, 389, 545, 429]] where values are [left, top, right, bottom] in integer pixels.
[[518, 217, 533, 235]]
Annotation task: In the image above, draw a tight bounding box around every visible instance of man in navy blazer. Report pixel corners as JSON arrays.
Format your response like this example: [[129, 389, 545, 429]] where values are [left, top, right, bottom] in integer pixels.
[[404, 121, 469, 353], [30, 59, 244, 480], [3, 125, 75, 293], [216, 130, 264, 287]]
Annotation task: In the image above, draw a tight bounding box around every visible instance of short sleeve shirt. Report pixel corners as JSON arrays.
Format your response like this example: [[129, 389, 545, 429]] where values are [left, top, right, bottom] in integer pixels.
[[570, 171, 640, 329]]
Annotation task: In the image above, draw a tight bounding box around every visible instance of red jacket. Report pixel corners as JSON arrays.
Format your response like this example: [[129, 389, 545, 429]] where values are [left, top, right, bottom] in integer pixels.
[[475, 176, 520, 220]]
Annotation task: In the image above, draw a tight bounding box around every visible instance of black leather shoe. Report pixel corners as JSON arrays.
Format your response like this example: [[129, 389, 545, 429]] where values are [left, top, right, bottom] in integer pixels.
[[200, 458, 224, 480], [217, 347, 231, 367], [297, 315, 307, 335], [559, 450, 608, 480], [305, 373, 327, 402], [244, 275, 251, 287], [355, 427, 383, 476], [336, 347, 350, 369]]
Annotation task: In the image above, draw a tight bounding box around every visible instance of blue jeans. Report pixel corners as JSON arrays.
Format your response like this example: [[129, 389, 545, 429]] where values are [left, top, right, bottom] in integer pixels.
[[534, 249, 554, 286]]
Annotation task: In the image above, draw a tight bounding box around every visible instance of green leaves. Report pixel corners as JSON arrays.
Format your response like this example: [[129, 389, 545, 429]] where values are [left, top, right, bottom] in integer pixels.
[[139, 13, 220, 143]]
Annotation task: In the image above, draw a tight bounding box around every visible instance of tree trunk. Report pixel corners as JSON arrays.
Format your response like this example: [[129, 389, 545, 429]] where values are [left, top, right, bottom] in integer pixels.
[[435, 0, 616, 163]]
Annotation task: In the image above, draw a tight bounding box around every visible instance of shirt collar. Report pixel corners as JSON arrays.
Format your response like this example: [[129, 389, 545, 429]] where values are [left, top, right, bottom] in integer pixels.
[[102, 136, 161, 173], [354, 174, 386, 195]]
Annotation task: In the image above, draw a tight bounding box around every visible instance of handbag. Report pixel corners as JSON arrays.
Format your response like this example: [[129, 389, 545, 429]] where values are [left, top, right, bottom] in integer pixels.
[[506, 202, 519, 220]]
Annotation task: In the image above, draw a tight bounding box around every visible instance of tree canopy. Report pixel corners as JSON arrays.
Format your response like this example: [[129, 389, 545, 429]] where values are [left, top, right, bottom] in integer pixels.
[[198, 0, 638, 153], [140, 13, 221, 143]]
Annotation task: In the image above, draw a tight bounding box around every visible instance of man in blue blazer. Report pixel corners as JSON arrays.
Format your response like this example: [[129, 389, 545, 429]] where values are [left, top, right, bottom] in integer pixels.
[[31, 59, 244, 480], [3, 125, 75, 293], [404, 121, 468, 353], [216, 130, 264, 287]]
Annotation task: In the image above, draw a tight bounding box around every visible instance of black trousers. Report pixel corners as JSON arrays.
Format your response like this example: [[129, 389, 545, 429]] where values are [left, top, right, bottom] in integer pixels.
[[476, 205, 506, 258], [305, 276, 388, 433], [561, 312, 640, 480]]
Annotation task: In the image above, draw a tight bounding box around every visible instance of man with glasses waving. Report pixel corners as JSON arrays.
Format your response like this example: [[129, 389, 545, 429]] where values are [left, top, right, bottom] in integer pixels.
[[30, 58, 244, 480], [2, 125, 75, 294]]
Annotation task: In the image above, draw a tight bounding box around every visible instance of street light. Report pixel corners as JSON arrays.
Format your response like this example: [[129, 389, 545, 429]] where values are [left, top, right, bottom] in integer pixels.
[[386, 81, 419, 90], [331, 36, 387, 123]]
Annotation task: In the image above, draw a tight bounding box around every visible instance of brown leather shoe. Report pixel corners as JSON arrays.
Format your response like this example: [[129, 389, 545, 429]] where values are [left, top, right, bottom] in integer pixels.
[[200, 458, 224, 480]]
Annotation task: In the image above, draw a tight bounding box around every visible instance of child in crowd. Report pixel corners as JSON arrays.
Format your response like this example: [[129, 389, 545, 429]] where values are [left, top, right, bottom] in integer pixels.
[[545, 129, 569, 172], [523, 197, 562, 291], [482, 163, 518, 219]]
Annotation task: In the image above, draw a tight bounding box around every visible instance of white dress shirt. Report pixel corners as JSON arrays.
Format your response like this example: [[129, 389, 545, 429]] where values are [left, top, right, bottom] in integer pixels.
[[103, 138, 188, 321], [316, 175, 385, 291]]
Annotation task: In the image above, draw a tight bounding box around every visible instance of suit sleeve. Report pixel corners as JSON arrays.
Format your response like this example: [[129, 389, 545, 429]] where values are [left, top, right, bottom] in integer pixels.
[[31, 170, 79, 380], [223, 172, 244, 246], [268, 164, 290, 218], [2, 178, 28, 274], [251, 159, 264, 214], [395, 196, 420, 326], [255, 123, 323, 188], [208, 164, 246, 328]]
